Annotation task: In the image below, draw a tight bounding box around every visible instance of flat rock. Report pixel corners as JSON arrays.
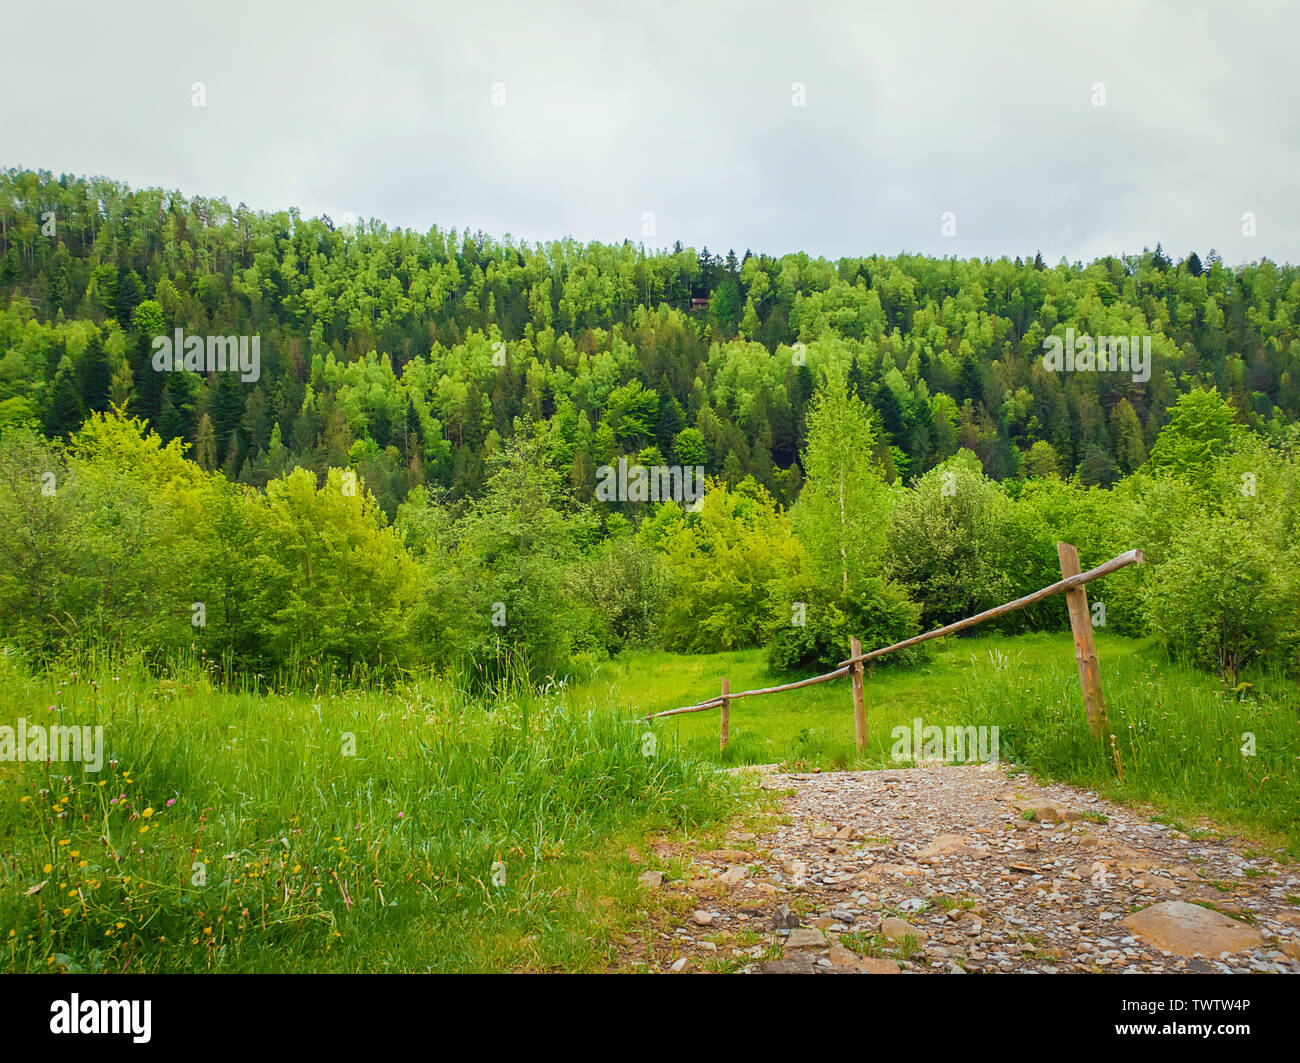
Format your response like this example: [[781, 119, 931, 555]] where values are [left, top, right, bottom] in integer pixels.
[[1013, 798, 1075, 823], [637, 870, 664, 889], [1121, 901, 1265, 957], [784, 927, 826, 949], [881, 916, 929, 943], [825, 943, 902, 974], [917, 833, 975, 859], [761, 954, 819, 974], [827, 944, 864, 969]]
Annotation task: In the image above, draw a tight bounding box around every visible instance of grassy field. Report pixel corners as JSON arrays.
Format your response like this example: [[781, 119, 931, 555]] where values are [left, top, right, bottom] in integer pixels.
[[578, 632, 1300, 856], [4, 631, 1296, 974], [0, 648, 751, 973]]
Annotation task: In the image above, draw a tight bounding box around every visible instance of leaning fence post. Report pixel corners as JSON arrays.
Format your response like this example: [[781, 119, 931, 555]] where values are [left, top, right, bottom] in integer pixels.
[[850, 636, 867, 753], [719, 677, 730, 752], [1057, 542, 1111, 741]]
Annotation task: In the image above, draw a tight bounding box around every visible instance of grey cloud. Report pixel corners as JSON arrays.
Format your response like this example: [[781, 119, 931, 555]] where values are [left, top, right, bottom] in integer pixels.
[[2, 0, 1295, 264]]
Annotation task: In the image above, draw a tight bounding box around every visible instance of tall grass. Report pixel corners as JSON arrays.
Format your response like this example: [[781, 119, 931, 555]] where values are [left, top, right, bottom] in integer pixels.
[[0, 646, 742, 972], [956, 642, 1300, 853]]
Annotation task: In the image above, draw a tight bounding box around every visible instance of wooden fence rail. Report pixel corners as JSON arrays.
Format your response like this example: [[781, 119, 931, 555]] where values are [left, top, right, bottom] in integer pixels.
[[645, 544, 1143, 754]]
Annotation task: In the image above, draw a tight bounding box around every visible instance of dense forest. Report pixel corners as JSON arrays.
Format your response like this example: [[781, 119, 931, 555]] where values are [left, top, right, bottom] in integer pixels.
[[0, 167, 1297, 685], [4, 168, 1300, 505]]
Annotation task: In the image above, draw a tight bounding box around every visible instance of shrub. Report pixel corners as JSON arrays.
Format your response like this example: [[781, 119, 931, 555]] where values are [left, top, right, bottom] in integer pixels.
[[765, 574, 923, 672], [567, 533, 669, 655], [885, 450, 1017, 629], [657, 478, 801, 653], [1142, 511, 1297, 679]]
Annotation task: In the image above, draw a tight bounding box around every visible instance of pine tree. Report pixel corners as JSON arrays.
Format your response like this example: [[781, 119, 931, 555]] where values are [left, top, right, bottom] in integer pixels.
[[44, 372, 83, 438], [847, 357, 867, 402], [874, 382, 906, 442], [194, 413, 218, 471], [958, 354, 983, 407], [655, 392, 684, 458], [76, 334, 113, 414]]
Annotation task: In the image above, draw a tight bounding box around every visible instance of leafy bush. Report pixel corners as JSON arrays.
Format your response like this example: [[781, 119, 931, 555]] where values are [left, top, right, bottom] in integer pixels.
[[885, 450, 1018, 629], [656, 478, 800, 653], [1143, 511, 1297, 679], [765, 574, 923, 672], [566, 532, 669, 655]]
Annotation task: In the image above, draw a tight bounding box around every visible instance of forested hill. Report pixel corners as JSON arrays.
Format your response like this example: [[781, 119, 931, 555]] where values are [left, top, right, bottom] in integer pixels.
[[2, 167, 1298, 513]]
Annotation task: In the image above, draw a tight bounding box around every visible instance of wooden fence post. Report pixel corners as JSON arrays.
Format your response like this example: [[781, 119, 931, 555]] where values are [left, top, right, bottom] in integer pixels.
[[1057, 542, 1111, 741], [719, 677, 730, 752], [850, 636, 867, 753]]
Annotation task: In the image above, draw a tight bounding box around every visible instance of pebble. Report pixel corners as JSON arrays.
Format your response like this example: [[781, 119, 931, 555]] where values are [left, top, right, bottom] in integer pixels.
[[629, 765, 1297, 976]]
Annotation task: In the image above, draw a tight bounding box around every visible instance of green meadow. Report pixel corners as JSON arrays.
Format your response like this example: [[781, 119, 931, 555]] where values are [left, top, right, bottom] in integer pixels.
[[3, 629, 1297, 975], [0, 648, 747, 974], [580, 632, 1300, 855]]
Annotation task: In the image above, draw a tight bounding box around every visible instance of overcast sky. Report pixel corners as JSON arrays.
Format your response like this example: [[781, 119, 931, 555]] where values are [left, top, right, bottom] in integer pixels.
[[3, 0, 1297, 265]]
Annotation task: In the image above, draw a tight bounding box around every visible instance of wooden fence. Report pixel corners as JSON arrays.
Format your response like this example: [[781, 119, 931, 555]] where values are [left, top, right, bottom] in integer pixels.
[[645, 543, 1144, 753]]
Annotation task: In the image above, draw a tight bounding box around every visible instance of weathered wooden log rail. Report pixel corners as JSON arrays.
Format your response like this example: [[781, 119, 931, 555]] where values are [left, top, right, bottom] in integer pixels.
[[645, 544, 1143, 753]]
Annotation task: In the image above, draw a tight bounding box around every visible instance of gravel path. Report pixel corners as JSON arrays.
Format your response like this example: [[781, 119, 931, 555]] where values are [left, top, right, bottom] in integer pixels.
[[633, 764, 1300, 974]]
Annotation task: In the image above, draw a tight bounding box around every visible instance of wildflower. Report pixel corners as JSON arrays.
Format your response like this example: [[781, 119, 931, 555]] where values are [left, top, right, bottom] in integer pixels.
[[142, 808, 154, 818], [166, 799, 176, 807]]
